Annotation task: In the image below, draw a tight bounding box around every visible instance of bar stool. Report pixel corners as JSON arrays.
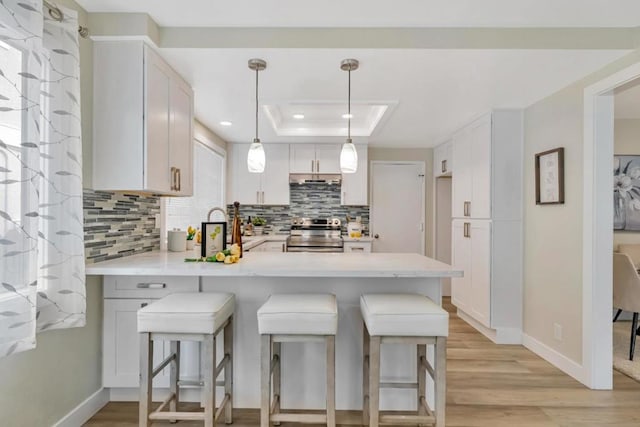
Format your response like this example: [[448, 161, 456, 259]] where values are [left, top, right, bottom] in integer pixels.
[[360, 293, 448, 427], [257, 293, 338, 427], [137, 292, 235, 427]]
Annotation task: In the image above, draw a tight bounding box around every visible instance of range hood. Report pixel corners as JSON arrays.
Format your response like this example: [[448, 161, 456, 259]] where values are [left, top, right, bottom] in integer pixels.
[[289, 173, 342, 185]]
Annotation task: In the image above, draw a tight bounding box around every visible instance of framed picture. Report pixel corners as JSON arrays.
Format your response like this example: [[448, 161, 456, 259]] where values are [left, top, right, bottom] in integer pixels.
[[614, 155, 640, 231], [535, 147, 565, 205], [201, 222, 226, 258]]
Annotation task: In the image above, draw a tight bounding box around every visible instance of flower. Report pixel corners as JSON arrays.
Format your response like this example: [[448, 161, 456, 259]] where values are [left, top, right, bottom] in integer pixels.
[[615, 174, 633, 196], [230, 243, 240, 256], [224, 255, 233, 264], [614, 158, 640, 212], [215, 252, 226, 262], [187, 226, 196, 240], [630, 167, 640, 180]]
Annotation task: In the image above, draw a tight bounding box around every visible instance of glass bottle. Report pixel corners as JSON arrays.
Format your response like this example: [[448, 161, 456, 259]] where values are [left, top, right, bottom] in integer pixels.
[[231, 201, 243, 257]]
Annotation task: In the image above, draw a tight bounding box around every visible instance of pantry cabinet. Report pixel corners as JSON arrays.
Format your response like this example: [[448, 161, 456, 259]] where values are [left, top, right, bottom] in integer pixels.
[[93, 41, 194, 196], [228, 143, 290, 205], [450, 110, 523, 343], [341, 145, 368, 206], [433, 140, 453, 177], [290, 144, 341, 174]]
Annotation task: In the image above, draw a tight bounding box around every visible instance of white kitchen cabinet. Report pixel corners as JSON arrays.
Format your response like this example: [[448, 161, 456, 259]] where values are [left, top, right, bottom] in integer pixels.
[[341, 145, 368, 206], [433, 140, 453, 177], [228, 143, 290, 205], [451, 220, 491, 328], [344, 241, 372, 253], [103, 276, 200, 389], [290, 144, 341, 174], [93, 41, 194, 196], [450, 110, 523, 343]]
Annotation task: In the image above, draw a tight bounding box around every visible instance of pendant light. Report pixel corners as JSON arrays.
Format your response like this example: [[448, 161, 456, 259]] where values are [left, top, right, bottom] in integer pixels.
[[340, 58, 359, 174], [247, 58, 267, 173]]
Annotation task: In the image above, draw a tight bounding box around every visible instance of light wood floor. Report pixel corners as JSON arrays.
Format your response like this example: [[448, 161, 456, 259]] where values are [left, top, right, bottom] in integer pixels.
[[86, 298, 640, 426]]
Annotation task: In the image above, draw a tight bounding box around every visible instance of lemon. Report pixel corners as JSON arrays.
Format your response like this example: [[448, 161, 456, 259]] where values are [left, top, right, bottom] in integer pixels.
[[215, 252, 226, 262]]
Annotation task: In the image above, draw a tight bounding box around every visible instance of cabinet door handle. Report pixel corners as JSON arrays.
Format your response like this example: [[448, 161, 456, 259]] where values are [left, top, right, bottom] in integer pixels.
[[442, 160, 447, 173], [463, 201, 471, 217], [316, 159, 320, 172], [261, 191, 265, 204], [463, 222, 470, 238], [176, 168, 181, 191], [257, 191, 260, 204], [141, 302, 148, 308], [311, 160, 315, 172], [282, 243, 285, 252], [137, 283, 166, 289], [351, 247, 365, 252], [170, 167, 177, 190]]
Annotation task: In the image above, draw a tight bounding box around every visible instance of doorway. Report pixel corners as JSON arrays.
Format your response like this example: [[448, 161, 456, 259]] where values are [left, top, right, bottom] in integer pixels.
[[370, 161, 425, 254]]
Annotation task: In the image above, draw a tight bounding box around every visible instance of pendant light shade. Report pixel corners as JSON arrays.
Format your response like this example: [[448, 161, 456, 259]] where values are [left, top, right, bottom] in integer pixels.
[[340, 59, 359, 174], [247, 59, 267, 173]]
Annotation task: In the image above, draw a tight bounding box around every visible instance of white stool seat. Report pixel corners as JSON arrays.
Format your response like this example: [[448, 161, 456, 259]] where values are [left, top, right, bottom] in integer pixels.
[[138, 292, 235, 334], [257, 293, 337, 335], [360, 293, 448, 337]]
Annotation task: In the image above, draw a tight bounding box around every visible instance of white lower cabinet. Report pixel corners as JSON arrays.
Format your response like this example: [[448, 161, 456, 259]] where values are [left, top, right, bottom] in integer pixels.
[[246, 239, 287, 253], [343, 241, 372, 253], [103, 276, 200, 389]]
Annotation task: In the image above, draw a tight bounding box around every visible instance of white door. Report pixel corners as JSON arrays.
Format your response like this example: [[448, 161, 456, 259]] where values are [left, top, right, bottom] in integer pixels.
[[469, 115, 492, 219], [341, 145, 368, 206], [451, 128, 472, 218], [289, 145, 316, 173], [169, 76, 194, 196], [229, 144, 261, 205], [262, 144, 290, 205], [314, 144, 341, 173], [470, 220, 492, 328], [370, 162, 424, 253], [451, 220, 471, 313]]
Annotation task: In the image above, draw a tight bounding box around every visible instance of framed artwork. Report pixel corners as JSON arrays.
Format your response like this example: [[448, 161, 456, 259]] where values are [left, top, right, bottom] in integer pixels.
[[535, 147, 565, 205], [614, 155, 640, 231], [201, 222, 226, 257]]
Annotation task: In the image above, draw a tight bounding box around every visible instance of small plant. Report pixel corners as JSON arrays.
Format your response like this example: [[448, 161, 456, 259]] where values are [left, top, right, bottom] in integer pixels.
[[252, 217, 266, 226], [187, 226, 196, 240]]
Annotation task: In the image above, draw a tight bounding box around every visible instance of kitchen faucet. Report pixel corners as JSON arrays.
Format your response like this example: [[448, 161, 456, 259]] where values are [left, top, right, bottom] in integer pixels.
[[207, 207, 229, 222]]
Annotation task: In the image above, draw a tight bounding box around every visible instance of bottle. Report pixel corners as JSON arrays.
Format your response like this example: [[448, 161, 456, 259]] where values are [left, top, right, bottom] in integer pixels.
[[245, 216, 253, 236], [231, 201, 243, 258]]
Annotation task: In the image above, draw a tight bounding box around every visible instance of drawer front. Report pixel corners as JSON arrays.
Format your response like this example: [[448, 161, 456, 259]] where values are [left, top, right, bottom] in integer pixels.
[[104, 275, 199, 298], [344, 242, 372, 253]]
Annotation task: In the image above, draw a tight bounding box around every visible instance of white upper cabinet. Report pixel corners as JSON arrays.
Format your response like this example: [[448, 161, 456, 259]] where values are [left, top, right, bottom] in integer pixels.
[[433, 140, 453, 177], [341, 145, 368, 206], [93, 41, 194, 196], [228, 143, 290, 205], [290, 144, 341, 174]]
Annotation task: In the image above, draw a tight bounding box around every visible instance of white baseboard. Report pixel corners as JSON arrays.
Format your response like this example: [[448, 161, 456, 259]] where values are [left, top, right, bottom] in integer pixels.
[[53, 388, 109, 427], [457, 309, 522, 344], [522, 333, 586, 384]]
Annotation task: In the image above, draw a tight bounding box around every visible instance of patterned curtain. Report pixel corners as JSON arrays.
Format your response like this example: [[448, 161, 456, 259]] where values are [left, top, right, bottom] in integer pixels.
[[0, 1, 85, 358]]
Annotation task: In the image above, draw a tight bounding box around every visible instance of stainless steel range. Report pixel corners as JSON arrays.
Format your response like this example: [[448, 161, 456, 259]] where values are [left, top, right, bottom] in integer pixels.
[[286, 218, 343, 253]]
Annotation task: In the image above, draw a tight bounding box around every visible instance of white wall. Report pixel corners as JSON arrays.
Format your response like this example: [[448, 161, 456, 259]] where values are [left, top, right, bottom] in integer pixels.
[[368, 147, 434, 257], [614, 118, 640, 248], [523, 50, 640, 365]]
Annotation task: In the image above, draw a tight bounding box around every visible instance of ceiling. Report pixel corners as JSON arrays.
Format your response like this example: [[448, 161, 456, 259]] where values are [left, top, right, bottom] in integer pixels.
[[77, 0, 640, 28], [76, 1, 637, 147]]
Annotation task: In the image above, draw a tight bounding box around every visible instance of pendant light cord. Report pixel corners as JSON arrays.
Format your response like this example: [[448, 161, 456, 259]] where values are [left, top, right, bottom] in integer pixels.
[[348, 67, 351, 141], [255, 67, 259, 141]]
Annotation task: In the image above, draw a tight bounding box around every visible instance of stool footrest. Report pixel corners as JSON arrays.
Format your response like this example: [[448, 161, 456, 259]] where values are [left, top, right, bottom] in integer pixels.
[[379, 413, 436, 425], [149, 411, 205, 421], [270, 412, 327, 424], [380, 381, 418, 389]]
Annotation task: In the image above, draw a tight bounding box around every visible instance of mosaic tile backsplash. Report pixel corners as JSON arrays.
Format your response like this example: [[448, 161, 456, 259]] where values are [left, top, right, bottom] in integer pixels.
[[227, 182, 370, 235], [83, 190, 160, 264]]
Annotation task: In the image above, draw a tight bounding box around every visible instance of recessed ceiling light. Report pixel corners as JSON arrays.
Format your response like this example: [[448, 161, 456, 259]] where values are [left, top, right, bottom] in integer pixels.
[[342, 113, 353, 119], [293, 114, 305, 119], [220, 121, 232, 126]]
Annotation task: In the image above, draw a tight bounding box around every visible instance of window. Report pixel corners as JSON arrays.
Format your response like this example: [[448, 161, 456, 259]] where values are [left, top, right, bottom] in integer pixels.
[[165, 139, 226, 238]]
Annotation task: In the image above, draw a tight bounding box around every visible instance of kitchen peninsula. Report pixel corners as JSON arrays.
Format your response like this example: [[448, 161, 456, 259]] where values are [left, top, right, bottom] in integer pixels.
[[87, 252, 462, 410]]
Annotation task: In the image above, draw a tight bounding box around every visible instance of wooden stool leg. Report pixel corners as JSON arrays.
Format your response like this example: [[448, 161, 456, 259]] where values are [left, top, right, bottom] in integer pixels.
[[326, 335, 336, 427], [369, 336, 381, 427], [169, 340, 180, 422], [261, 334, 272, 427], [224, 316, 234, 424], [272, 341, 281, 426], [139, 332, 153, 427], [362, 322, 370, 426], [435, 337, 447, 427], [417, 343, 426, 419], [204, 334, 216, 427]]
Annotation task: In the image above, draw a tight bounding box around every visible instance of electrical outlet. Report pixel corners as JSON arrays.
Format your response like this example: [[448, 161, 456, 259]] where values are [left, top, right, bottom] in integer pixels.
[[553, 323, 563, 341], [154, 213, 161, 226]]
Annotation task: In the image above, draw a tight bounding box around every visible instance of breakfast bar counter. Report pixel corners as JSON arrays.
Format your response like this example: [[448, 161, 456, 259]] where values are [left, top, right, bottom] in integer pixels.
[[87, 251, 462, 410]]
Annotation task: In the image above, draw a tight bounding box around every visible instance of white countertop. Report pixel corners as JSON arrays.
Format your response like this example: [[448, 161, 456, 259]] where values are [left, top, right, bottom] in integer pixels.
[[86, 250, 463, 278]]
